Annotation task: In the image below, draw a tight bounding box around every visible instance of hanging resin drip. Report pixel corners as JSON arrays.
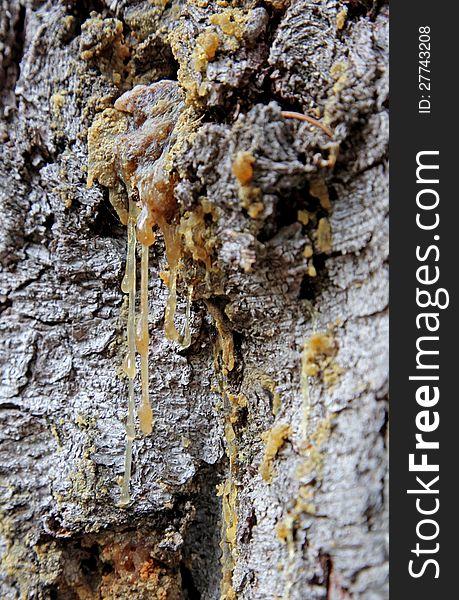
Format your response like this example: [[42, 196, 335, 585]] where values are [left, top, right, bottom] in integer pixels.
[[119, 200, 138, 506], [137, 242, 153, 435], [160, 220, 194, 348], [158, 216, 181, 342], [180, 285, 193, 349], [87, 81, 192, 505]]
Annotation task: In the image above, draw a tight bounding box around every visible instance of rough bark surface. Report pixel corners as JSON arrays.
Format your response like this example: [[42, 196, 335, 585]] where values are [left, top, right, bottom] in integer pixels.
[[0, 1, 388, 599]]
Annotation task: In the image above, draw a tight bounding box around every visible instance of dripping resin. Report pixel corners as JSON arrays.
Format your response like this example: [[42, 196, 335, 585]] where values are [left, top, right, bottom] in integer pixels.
[[88, 80, 187, 505]]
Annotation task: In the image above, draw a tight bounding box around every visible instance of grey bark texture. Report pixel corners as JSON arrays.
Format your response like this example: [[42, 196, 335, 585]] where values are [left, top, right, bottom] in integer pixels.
[[0, 1, 388, 599]]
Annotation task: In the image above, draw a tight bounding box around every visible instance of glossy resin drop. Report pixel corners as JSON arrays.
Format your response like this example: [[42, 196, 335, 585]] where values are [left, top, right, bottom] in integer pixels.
[[119, 200, 138, 506], [88, 80, 193, 505]]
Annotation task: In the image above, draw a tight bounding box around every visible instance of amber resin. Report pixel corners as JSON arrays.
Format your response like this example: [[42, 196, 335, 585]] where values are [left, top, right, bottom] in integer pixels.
[[119, 200, 138, 506], [120, 82, 187, 503], [137, 243, 152, 435], [88, 80, 188, 504]]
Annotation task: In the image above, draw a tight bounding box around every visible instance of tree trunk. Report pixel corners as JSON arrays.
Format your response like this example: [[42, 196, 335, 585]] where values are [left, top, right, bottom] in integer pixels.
[[0, 1, 388, 598]]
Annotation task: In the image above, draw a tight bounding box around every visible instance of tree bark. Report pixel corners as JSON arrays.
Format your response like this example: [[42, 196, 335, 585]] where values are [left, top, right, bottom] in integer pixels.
[[0, 1, 388, 599]]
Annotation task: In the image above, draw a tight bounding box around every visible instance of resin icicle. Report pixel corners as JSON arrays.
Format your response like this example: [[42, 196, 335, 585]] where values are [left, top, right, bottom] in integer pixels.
[[180, 285, 193, 349], [137, 243, 153, 435], [119, 200, 137, 506]]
